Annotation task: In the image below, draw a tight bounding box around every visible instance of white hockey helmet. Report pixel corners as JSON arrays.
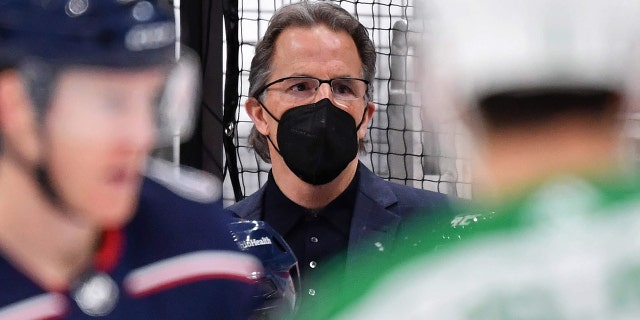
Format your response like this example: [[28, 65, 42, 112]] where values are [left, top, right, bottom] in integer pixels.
[[418, 0, 640, 123]]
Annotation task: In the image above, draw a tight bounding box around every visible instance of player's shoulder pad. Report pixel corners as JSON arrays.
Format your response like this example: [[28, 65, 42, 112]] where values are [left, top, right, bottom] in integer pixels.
[[144, 157, 222, 203]]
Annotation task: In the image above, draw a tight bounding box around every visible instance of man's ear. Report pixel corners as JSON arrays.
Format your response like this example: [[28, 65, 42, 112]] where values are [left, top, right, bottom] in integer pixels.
[[0, 70, 32, 138], [245, 97, 270, 136], [0, 70, 41, 162], [357, 101, 376, 138]]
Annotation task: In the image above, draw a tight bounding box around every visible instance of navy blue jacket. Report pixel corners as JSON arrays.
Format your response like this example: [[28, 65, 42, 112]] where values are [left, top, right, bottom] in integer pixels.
[[226, 162, 449, 276]]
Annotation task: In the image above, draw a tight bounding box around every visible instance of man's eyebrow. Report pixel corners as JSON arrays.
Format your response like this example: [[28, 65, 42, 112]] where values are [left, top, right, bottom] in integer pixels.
[[283, 73, 312, 78], [284, 74, 359, 79]]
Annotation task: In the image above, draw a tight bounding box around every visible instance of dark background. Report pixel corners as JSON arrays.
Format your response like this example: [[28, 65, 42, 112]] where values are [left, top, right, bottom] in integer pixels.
[[178, 0, 224, 180]]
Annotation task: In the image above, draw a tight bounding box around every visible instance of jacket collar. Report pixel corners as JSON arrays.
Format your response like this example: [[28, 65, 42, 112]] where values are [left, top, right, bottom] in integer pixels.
[[227, 185, 265, 221], [345, 163, 402, 273], [226, 162, 403, 264]]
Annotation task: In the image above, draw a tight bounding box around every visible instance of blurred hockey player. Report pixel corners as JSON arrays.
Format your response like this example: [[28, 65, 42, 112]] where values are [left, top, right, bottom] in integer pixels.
[[0, 0, 263, 319], [297, 0, 640, 318]]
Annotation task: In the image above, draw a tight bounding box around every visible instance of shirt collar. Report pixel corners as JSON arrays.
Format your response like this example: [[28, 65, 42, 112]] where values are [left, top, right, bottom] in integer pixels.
[[263, 171, 307, 236], [262, 166, 360, 237]]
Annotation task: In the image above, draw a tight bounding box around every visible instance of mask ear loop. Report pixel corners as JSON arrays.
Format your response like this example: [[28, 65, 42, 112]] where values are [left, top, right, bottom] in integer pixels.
[[256, 99, 283, 154], [355, 104, 369, 131]]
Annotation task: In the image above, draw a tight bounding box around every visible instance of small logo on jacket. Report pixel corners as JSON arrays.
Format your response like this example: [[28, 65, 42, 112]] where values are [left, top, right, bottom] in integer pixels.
[[238, 237, 272, 250]]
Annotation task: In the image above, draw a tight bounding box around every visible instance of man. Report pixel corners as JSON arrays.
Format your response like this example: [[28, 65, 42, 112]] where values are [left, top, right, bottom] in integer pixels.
[[0, 1, 262, 319], [226, 0, 449, 306], [299, 0, 640, 318]]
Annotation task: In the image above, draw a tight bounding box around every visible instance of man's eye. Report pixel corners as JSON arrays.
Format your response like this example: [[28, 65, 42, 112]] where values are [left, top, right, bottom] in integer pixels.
[[290, 81, 312, 92], [335, 84, 354, 95]]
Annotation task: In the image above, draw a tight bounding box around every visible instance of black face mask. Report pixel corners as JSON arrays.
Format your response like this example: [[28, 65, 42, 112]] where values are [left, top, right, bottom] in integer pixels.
[[260, 98, 367, 185]]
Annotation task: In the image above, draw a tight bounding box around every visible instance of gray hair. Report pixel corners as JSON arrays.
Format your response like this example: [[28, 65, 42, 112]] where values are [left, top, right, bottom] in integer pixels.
[[247, 1, 376, 163]]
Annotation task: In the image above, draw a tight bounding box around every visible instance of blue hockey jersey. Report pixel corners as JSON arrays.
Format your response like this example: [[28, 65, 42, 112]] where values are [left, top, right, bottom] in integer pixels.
[[0, 163, 262, 320]]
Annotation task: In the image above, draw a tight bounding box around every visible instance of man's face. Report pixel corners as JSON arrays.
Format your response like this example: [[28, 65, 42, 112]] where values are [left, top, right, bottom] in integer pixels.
[[44, 67, 163, 228], [260, 24, 373, 149]]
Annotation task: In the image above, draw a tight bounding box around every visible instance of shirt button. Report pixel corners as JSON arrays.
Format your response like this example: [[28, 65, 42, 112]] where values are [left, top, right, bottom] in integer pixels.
[[310, 236, 318, 243], [310, 261, 317, 268], [308, 289, 316, 296]]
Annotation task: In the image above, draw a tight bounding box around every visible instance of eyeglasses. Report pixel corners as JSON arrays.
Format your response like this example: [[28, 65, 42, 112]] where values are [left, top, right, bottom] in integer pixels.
[[255, 76, 369, 103]]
